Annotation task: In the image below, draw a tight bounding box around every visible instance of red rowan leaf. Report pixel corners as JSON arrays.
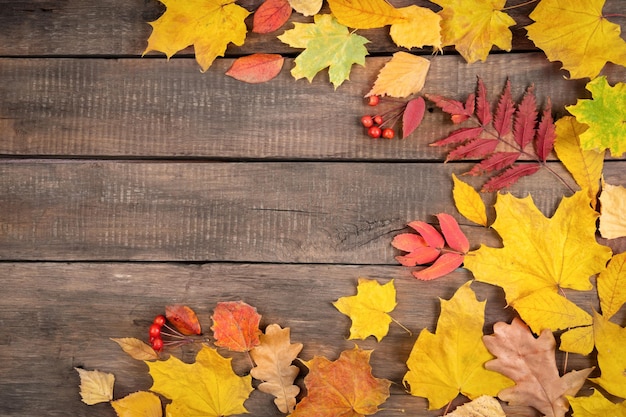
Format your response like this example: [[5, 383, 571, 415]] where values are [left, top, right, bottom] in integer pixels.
[[446, 138, 499, 162], [225, 54, 284, 84], [396, 246, 441, 266], [390, 232, 427, 253], [426, 93, 473, 124], [252, 0, 292, 34], [407, 220, 445, 249], [481, 163, 541, 192], [535, 98, 555, 162], [402, 96, 426, 138], [211, 301, 261, 352], [494, 79, 515, 136], [467, 151, 521, 176], [165, 305, 202, 335], [476, 77, 492, 126], [436, 213, 469, 253], [430, 126, 484, 147], [413, 252, 464, 280], [462, 93, 476, 121], [513, 85, 538, 149]]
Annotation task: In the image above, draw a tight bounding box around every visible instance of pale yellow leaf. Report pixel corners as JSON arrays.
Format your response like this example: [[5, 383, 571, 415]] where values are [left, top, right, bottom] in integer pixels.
[[366, 52, 430, 98], [452, 173, 488, 227], [390, 6, 442, 51], [75, 368, 115, 405], [110, 337, 158, 361], [597, 251, 626, 320], [327, 0, 406, 29], [599, 180, 626, 239], [288, 0, 322, 16], [111, 391, 162, 417], [448, 395, 506, 417]]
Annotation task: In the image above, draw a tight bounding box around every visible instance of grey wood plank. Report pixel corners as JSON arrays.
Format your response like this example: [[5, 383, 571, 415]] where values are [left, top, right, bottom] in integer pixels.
[[0, 262, 602, 416], [2, 54, 625, 159], [1, 160, 623, 262]]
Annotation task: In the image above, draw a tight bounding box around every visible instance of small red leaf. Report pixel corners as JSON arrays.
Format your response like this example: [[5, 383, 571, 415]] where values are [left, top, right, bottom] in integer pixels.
[[391, 233, 427, 252], [494, 79, 515, 137], [436, 213, 469, 253], [535, 98, 555, 162], [476, 77, 492, 126], [481, 163, 541, 192], [165, 305, 202, 335], [252, 0, 292, 34], [407, 221, 445, 249], [426, 94, 473, 124], [413, 252, 464, 280], [430, 126, 484, 147], [226, 54, 284, 84], [446, 138, 499, 162], [211, 301, 261, 352], [513, 85, 538, 149], [402, 97, 425, 139], [396, 246, 441, 266], [466, 151, 520, 176]]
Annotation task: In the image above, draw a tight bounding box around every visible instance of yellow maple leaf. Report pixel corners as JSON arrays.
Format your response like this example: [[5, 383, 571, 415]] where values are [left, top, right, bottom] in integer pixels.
[[327, 0, 406, 29], [526, 0, 626, 80], [147, 345, 253, 417], [553, 116, 604, 208], [111, 391, 162, 417], [568, 390, 626, 417], [333, 278, 397, 341], [430, 0, 515, 63], [597, 251, 626, 320], [404, 281, 513, 410], [365, 52, 430, 98], [75, 368, 115, 405], [599, 180, 626, 239], [390, 6, 442, 51], [144, 0, 250, 72], [452, 174, 488, 227], [464, 191, 612, 335], [591, 312, 626, 398]]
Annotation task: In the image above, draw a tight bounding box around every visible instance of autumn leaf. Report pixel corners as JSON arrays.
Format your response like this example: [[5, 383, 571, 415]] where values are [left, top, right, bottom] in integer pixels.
[[165, 304, 201, 335], [147, 345, 253, 417], [253, 0, 292, 34], [597, 251, 626, 320], [566, 76, 626, 157], [365, 52, 430, 98], [75, 368, 115, 405], [333, 278, 397, 341], [447, 395, 506, 417], [110, 337, 158, 361], [591, 312, 626, 398], [464, 191, 612, 335], [402, 97, 426, 139], [290, 346, 391, 417], [143, 0, 250, 72], [452, 174, 488, 227], [568, 390, 626, 417], [211, 300, 261, 352], [390, 5, 442, 51], [526, 0, 626, 80], [111, 391, 162, 417], [553, 116, 604, 207], [430, 0, 515, 63], [483, 318, 593, 417], [278, 14, 369, 89], [599, 181, 626, 239], [327, 0, 406, 29], [404, 282, 513, 410], [225, 54, 284, 84], [249, 324, 303, 413], [288, 0, 322, 16]]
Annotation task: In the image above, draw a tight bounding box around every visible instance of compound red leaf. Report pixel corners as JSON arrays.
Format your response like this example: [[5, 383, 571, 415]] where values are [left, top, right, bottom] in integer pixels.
[[430, 126, 484, 147], [226, 54, 284, 84], [466, 151, 521, 176], [166, 305, 202, 335], [536, 98, 555, 162], [476, 77, 492, 126], [407, 220, 445, 249], [396, 246, 441, 266], [513, 85, 538, 149], [494, 79, 515, 137], [211, 301, 261, 352], [252, 0, 292, 34], [481, 163, 541, 192], [446, 138, 499, 162], [426, 93, 473, 124], [413, 252, 464, 280], [402, 96, 426, 139], [436, 213, 469, 253], [391, 233, 427, 252]]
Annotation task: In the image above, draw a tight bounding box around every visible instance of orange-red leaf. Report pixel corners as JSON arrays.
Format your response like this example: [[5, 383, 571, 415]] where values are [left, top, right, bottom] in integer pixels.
[[467, 151, 520, 176], [165, 305, 201, 335], [211, 301, 261, 352], [391, 232, 427, 252], [253, 0, 292, 34], [226, 54, 284, 84], [408, 220, 445, 249], [436, 213, 469, 253], [402, 96, 425, 139], [481, 163, 541, 192], [396, 246, 441, 266], [413, 252, 464, 280]]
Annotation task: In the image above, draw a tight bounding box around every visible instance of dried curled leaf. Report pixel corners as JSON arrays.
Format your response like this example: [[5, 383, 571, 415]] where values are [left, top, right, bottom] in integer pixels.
[[111, 337, 158, 361], [75, 368, 115, 405]]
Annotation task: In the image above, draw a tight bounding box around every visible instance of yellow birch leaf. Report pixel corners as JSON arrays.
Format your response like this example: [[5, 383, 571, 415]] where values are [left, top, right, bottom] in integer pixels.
[[144, 0, 250, 72], [554, 116, 604, 208], [75, 368, 115, 405], [288, 0, 322, 16], [333, 278, 397, 341], [430, 0, 515, 63], [327, 0, 406, 29], [597, 251, 626, 320], [390, 6, 442, 51], [110, 337, 158, 361], [365, 52, 430, 98], [591, 312, 626, 398], [569, 390, 626, 417], [111, 391, 162, 417], [452, 174, 488, 226], [448, 395, 506, 417], [599, 181, 626, 239], [404, 281, 513, 410], [526, 0, 626, 80]]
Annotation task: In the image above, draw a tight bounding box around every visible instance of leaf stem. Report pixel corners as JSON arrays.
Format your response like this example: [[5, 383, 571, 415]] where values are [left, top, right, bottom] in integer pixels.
[[390, 315, 412, 336], [502, 0, 539, 11], [604, 13, 626, 19]]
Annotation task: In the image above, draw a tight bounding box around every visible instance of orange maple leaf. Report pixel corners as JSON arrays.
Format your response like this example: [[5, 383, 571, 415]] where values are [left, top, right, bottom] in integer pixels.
[[211, 300, 261, 352], [290, 347, 391, 417]]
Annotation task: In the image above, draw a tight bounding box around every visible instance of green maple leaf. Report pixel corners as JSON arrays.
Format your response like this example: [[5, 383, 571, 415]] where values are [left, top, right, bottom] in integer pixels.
[[278, 14, 369, 88], [566, 76, 626, 157]]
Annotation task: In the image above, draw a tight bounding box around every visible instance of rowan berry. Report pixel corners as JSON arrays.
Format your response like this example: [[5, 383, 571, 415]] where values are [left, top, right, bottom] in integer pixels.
[[382, 128, 395, 139], [368, 126, 382, 138], [153, 315, 166, 327], [149, 323, 162, 338], [361, 115, 374, 128], [151, 337, 164, 351], [367, 95, 380, 106], [373, 115, 383, 125]]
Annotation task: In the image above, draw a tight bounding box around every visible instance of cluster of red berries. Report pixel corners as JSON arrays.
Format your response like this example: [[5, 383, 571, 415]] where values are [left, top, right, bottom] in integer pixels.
[[360, 95, 396, 139], [148, 314, 167, 351]]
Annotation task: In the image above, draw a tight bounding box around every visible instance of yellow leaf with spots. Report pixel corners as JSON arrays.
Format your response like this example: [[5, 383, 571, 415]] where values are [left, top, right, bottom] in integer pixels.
[[327, 0, 405, 29], [333, 278, 397, 341], [144, 0, 250, 72], [111, 391, 162, 417], [390, 6, 442, 51]]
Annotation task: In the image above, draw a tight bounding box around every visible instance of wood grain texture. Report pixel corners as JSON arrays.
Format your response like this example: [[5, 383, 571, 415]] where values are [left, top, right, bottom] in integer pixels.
[[0, 262, 605, 417], [1, 160, 624, 262], [2, 54, 625, 159]]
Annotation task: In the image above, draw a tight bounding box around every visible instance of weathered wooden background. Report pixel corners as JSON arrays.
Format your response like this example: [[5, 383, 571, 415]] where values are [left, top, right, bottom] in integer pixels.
[[1, 1, 625, 416]]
